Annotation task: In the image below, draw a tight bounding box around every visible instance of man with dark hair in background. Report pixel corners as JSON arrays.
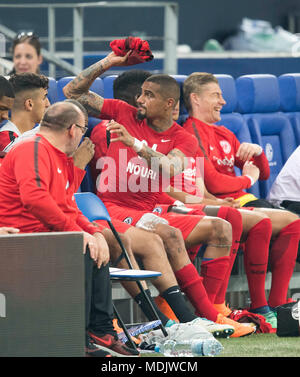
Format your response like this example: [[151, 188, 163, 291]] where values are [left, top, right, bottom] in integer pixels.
[[113, 69, 152, 106], [0, 73, 50, 151]]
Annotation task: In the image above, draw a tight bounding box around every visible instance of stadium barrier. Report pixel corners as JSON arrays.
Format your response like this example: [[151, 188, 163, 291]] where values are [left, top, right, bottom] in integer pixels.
[[0, 232, 85, 357]]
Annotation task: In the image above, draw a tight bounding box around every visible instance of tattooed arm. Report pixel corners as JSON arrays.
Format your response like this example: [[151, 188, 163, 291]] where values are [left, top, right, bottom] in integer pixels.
[[63, 51, 131, 117], [139, 146, 185, 177], [107, 121, 186, 177]]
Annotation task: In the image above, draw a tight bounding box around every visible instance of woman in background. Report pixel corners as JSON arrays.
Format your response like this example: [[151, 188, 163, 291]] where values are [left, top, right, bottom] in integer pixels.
[[10, 32, 43, 75]]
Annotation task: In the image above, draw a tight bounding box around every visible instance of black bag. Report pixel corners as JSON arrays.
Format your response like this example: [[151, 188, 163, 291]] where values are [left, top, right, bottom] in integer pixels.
[[276, 301, 300, 337]]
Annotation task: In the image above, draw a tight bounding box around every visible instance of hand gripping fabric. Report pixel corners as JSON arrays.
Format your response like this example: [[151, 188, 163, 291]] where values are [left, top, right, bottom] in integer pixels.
[[110, 36, 154, 65]]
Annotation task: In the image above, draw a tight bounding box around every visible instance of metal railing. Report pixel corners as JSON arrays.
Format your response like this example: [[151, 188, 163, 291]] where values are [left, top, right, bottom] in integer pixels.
[[0, 1, 178, 78]]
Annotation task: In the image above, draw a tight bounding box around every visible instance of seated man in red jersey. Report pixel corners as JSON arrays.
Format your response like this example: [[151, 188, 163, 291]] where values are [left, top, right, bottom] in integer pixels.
[[89, 69, 276, 331], [63, 53, 255, 337], [0, 73, 50, 151], [0, 100, 140, 357], [182, 72, 300, 310]]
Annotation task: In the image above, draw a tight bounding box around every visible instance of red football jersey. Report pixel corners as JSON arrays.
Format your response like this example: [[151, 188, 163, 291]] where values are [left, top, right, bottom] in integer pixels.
[[183, 117, 270, 199], [95, 99, 198, 210]]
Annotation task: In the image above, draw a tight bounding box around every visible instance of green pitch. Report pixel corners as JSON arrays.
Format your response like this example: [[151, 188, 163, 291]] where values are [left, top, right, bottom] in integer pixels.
[[217, 333, 300, 357], [141, 334, 300, 357]]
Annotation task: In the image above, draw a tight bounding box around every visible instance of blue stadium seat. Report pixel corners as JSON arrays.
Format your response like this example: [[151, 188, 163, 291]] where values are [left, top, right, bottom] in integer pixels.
[[0, 120, 8, 129], [103, 75, 118, 99], [47, 77, 58, 104], [215, 74, 259, 195], [215, 74, 237, 114], [56, 76, 74, 101], [86, 117, 101, 137], [216, 74, 252, 143], [236, 74, 281, 114], [56, 76, 104, 101], [79, 164, 95, 193], [236, 74, 297, 198], [278, 73, 300, 145]]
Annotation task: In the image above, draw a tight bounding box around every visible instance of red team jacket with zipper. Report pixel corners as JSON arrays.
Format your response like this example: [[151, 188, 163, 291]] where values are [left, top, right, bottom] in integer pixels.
[[0, 134, 101, 234], [183, 117, 270, 199]]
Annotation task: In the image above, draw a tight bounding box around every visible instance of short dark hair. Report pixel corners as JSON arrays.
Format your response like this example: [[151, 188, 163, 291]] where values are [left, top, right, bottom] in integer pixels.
[[113, 69, 152, 105], [40, 101, 83, 132], [0, 75, 15, 99], [145, 74, 180, 103], [9, 73, 49, 95]]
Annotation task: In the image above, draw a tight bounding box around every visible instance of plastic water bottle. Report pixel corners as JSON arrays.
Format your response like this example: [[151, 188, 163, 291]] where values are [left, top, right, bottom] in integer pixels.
[[191, 338, 223, 357], [155, 338, 223, 357]]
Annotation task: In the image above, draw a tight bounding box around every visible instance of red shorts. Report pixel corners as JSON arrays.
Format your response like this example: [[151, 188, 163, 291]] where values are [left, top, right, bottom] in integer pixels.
[[104, 202, 204, 241], [184, 203, 206, 215], [155, 203, 206, 216]]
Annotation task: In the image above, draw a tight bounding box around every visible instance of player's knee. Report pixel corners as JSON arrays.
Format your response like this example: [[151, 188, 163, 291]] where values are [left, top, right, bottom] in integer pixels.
[[245, 210, 269, 228], [284, 210, 300, 223], [155, 223, 183, 253], [209, 217, 232, 246], [163, 225, 182, 244]]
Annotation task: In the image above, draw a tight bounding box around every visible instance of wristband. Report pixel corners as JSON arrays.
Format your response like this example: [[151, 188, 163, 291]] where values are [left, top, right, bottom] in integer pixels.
[[245, 174, 255, 186], [174, 200, 185, 207], [133, 138, 144, 152]]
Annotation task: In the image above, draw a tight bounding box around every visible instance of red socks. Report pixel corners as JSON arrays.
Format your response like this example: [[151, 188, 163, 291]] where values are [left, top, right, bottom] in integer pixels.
[[268, 219, 300, 307], [244, 218, 272, 310], [214, 207, 243, 304], [201, 256, 230, 303], [175, 263, 219, 321]]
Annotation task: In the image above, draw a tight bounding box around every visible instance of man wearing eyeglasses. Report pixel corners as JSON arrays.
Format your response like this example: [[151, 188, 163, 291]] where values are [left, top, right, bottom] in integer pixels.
[[0, 100, 140, 357], [0, 99, 107, 272]]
